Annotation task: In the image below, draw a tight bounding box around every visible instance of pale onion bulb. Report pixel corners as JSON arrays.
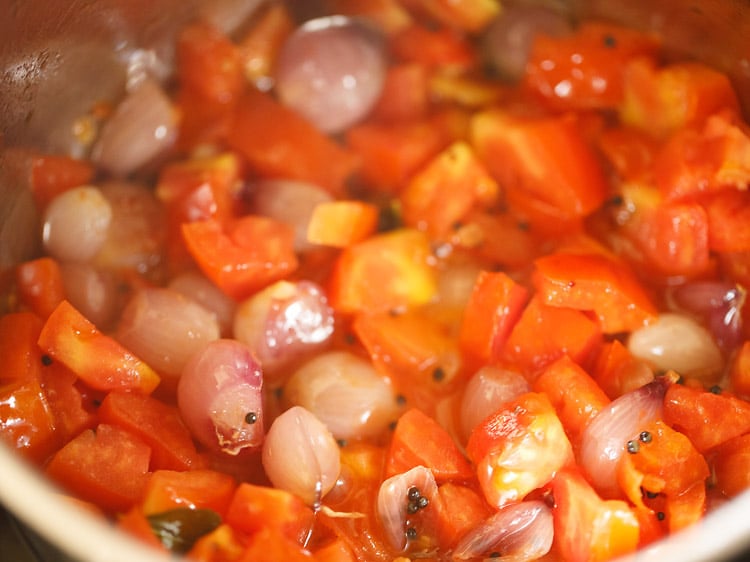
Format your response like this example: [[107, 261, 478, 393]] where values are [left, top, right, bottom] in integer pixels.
[[169, 270, 238, 337], [262, 406, 341, 506], [579, 378, 668, 498], [284, 350, 400, 441], [452, 500, 554, 561], [116, 287, 220, 378], [628, 313, 724, 382], [42, 186, 112, 263], [60, 263, 119, 330]]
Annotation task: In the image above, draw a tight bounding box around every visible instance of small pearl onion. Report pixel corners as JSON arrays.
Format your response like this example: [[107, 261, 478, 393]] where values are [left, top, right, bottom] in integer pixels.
[[628, 313, 724, 382], [42, 186, 112, 263]]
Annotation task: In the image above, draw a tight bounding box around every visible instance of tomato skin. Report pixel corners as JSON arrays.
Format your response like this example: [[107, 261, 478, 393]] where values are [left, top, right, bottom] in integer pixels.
[[703, 189, 750, 253], [238, 527, 313, 562], [466, 392, 573, 508], [533, 251, 657, 334], [663, 384, 750, 453], [182, 216, 298, 301], [0, 312, 45, 385], [46, 423, 152, 513], [385, 408, 473, 482], [552, 468, 640, 562], [29, 153, 95, 209], [37, 300, 161, 394], [98, 391, 205, 472]]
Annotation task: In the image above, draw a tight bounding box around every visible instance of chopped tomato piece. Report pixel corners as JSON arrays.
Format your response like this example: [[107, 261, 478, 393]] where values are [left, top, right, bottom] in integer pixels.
[[617, 420, 709, 533], [141, 469, 237, 517], [41, 360, 98, 443], [326, 0, 413, 35], [237, 2, 295, 86], [0, 311, 45, 385], [306, 201, 379, 248], [29, 153, 95, 209], [46, 423, 152, 513], [371, 63, 429, 123], [314, 538, 357, 562], [225, 483, 314, 544], [187, 524, 246, 562], [592, 340, 654, 399], [524, 21, 660, 111], [407, 0, 500, 32], [663, 384, 750, 453], [471, 110, 609, 223], [713, 433, 750, 498], [226, 88, 359, 195], [400, 141, 498, 238], [329, 229, 437, 315], [385, 408, 473, 482], [354, 307, 460, 412], [238, 527, 313, 562], [653, 111, 750, 201], [38, 300, 161, 394], [98, 391, 205, 472], [15, 257, 66, 319], [620, 58, 740, 138], [703, 190, 750, 253], [552, 468, 640, 562], [466, 392, 573, 508], [533, 355, 610, 448], [596, 126, 659, 182], [0, 378, 58, 463], [458, 270, 528, 369], [730, 341, 750, 398], [345, 112, 463, 193], [390, 23, 477, 70], [502, 296, 603, 379], [182, 216, 298, 301], [533, 251, 658, 334]]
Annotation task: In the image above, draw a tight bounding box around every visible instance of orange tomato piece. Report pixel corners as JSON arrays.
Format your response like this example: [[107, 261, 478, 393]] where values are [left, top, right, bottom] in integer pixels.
[[326, 0, 413, 35], [471, 110, 608, 222], [592, 339, 654, 399], [28, 153, 95, 210], [226, 483, 314, 543], [15, 257, 66, 319], [238, 527, 313, 562], [0, 311, 45, 385], [466, 392, 573, 508], [552, 468, 640, 562], [141, 469, 237, 517], [533, 251, 658, 334], [617, 420, 709, 533], [237, 1, 295, 86], [98, 391, 205, 472], [407, 0, 500, 33], [434, 483, 492, 549], [703, 189, 750, 253], [400, 141, 498, 239], [533, 355, 610, 448], [663, 383, 750, 453], [226, 88, 359, 195], [620, 58, 740, 138], [38, 300, 161, 394], [328, 228, 437, 315], [370, 63, 430, 122], [390, 23, 477, 70], [0, 378, 59, 463], [385, 408, 473, 482], [524, 21, 660, 111], [187, 524, 246, 562], [306, 200, 379, 248], [730, 341, 750, 398], [458, 270, 528, 369], [46, 423, 152, 513], [502, 295, 603, 380], [713, 432, 750, 498], [182, 216, 298, 301]]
